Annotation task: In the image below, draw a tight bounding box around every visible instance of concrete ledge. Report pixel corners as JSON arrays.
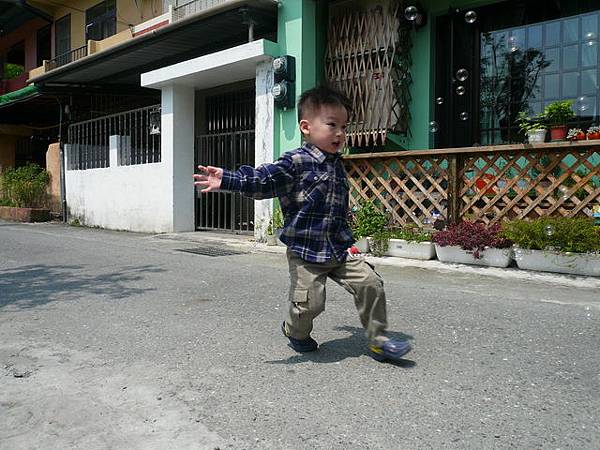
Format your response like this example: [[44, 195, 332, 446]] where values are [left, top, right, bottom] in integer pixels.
[[0, 206, 50, 222]]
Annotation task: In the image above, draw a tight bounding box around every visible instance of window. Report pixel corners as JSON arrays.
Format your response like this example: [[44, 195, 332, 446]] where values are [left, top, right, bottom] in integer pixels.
[[86, 0, 116, 41], [55, 15, 71, 58], [37, 25, 52, 67], [480, 12, 600, 145], [433, 0, 600, 148]]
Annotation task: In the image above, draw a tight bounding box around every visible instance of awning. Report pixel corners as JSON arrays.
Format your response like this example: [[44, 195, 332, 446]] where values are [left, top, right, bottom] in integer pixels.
[[0, 85, 40, 106]]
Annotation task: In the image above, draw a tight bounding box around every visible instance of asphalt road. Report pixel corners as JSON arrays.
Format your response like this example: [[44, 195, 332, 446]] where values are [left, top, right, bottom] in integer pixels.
[[1, 221, 598, 450]]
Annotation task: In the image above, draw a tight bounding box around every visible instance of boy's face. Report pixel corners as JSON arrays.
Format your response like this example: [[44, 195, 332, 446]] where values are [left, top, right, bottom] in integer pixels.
[[299, 104, 348, 154]]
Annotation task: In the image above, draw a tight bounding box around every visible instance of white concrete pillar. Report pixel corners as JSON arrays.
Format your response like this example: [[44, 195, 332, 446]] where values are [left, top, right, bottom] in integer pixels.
[[161, 84, 195, 232], [254, 59, 275, 242]]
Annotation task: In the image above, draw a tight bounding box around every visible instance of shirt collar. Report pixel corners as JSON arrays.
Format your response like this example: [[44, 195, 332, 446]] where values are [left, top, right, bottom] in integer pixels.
[[303, 142, 341, 163]]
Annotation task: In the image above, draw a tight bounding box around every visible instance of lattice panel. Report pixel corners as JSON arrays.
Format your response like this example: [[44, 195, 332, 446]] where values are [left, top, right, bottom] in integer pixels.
[[346, 156, 449, 227], [460, 148, 600, 224], [326, 1, 412, 148], [344, 143, 600, 226]]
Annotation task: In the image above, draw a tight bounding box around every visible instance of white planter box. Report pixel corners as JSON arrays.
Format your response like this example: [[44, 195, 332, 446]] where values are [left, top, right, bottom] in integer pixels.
[[514, 248, 600, 277], [435, 244, 513, 268], [354, 237, 370, 253], [386, 239, 436, 260]]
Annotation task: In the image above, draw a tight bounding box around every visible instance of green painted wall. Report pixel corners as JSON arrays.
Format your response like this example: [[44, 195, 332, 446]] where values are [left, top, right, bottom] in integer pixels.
[[275, 0, 328, 157]]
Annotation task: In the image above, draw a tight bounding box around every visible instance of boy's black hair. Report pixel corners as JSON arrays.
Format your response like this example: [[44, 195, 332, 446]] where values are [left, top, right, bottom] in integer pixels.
[[297, 85, 352, 122]]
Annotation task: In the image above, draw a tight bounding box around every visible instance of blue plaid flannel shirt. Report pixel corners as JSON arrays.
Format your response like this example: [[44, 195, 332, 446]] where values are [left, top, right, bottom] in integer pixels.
[[220, 143, 354, 263]]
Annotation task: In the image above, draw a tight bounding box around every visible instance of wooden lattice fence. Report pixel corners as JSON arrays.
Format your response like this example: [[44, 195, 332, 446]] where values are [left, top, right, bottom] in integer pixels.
[[344, 141, 600, 226], [325, 0, 412, 148]]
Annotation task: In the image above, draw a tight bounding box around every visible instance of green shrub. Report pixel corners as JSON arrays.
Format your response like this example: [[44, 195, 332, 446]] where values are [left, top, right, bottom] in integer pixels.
[[351, 201, 388, 239], [0, 163, 50, 208], [388, 226, 432, 243], [3, 63, 24, 79], [543, 100, 575, 126], [502, 217, 600, 253], [369, 230, 391, 257]]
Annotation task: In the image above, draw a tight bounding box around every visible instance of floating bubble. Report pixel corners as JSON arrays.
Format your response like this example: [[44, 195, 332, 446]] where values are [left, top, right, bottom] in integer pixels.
[[459, 111, 470, 121], [575, 96, 590, 113], [465, 10, 477, 24], [456, 85, 466, 96], [545, 225, 554, 236], [586, 39, 597, 47], [558, 185, 568, 193], [456, 68, 469, 82], [586, 32, 597, 40], [436, 97, 444, 105], [429, 120, 439, 133], [508, 36, 519, 53], [404, 6, 418, 21]]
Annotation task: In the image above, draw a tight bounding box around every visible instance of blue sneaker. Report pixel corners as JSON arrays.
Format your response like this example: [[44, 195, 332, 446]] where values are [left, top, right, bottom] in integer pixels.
[[281, 322, 318, 352], [368, 339, 412, 362]]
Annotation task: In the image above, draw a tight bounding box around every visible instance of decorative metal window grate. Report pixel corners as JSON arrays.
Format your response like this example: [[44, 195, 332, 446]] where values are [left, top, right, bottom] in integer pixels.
[[325, 1, 413, 148]]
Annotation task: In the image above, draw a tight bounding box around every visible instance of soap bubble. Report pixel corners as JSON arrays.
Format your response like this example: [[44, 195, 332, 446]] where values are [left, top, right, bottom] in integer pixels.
[[459, 111, 470, 121], [508, 36, 519, 52], [456, 85, 466, 96], [545, 225, 554, 236], [429, 121, 439, 133], [404, 6, 418, 21], [575, 96, 590, 113], [456, 68, 469, 82], [436, 97, 444, 105], [465, 11, 477, 24]]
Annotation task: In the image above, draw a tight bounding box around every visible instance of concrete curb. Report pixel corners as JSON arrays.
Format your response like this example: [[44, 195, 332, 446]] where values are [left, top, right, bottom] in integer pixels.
[[155, 232, 600, 289]]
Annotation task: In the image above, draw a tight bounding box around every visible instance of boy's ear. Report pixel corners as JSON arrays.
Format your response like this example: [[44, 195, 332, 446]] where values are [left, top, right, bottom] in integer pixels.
[[299, 119, 310, 137]]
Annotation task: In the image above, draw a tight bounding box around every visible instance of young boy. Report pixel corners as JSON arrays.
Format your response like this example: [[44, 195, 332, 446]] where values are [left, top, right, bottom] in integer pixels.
[[193, 86, 411, 362]]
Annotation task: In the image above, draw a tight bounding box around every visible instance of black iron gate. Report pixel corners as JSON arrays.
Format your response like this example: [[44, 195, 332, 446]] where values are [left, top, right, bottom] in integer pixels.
[[195, 89, 255, 233]]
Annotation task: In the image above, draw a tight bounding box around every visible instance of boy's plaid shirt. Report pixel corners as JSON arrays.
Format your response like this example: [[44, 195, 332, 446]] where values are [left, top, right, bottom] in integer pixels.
[[220, 143, 354, 263]]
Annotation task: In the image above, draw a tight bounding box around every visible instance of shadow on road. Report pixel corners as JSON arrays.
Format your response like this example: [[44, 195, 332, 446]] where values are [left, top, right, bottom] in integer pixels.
[[0, 264, 165, 310], [264, 325, 416, 367]]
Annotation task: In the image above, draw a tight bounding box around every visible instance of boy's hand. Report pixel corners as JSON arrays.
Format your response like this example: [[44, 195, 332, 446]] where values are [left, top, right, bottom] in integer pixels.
[[193, 165, 223, 193]]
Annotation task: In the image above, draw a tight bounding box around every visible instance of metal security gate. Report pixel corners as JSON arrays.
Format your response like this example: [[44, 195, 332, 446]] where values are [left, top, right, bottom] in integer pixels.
[[195, 89, 255, 232]]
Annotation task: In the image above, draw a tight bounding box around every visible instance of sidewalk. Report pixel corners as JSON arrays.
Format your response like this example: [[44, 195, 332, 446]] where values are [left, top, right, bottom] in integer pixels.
[[155, 230, 600, 289]]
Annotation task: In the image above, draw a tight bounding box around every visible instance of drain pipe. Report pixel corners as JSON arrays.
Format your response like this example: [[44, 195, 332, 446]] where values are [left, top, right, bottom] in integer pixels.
[[55, 98, 67, 222]]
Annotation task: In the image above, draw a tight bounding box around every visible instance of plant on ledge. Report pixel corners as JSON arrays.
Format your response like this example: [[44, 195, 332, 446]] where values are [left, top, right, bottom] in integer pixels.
[[516, 111, 547, 143], [543, 100, 575, 141], [587, 125, 600, 140], [432, 221, 512, 259], [388, 226, 432, 243], [566, 128, 585, 141]]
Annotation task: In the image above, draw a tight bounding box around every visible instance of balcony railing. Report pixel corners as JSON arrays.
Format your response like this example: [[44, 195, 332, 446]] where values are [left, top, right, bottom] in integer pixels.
[[172, 0, 230, 21], [46, 45, 88, 71]]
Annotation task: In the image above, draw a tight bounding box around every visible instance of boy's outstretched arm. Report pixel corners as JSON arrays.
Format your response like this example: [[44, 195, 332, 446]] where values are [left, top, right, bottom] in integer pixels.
[[193, 165, 223, 193], [194, 155, 295, 199]]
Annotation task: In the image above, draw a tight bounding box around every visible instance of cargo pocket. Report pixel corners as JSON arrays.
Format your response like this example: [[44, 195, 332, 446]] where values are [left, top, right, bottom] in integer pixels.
[[290, 288, 309, 306]]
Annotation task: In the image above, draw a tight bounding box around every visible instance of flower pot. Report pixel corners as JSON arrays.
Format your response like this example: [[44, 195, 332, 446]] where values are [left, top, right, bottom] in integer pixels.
[[513, 248, 600, 277], [386, 239, 436, 260], [435, 244, 513, 268], [266, 234, 278, 246], [587, 132, 600, 140], [527, 129, 547, 144], [354, 237, 370, 253], [550, 125, 567, 141]]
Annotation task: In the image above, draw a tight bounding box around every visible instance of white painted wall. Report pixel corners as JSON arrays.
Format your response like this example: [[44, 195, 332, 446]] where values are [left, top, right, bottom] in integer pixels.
[[65, 157, 173, 233]]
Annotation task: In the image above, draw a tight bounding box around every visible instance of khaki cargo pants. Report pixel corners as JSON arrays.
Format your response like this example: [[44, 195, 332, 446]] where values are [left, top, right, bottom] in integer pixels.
[[285, 249, 388, 345]]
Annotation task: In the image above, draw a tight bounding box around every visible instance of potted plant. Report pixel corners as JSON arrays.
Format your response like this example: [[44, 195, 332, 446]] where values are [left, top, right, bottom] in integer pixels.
[[432, 221, 513, 267], [266, 206, 284, 246], [587, 125, 600, 140], [350, 201, 388, 253], [502, 217, 600, 276], [385, 226, 436, 260], [543, 100, 575, 141], [566, 128, 585, 141], [516, 112, 547, 144], [0, 163, 51, 222]]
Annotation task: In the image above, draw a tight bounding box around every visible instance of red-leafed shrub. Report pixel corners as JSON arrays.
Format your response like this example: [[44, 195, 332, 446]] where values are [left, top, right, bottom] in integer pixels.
[[432, 221, 512, 259]]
